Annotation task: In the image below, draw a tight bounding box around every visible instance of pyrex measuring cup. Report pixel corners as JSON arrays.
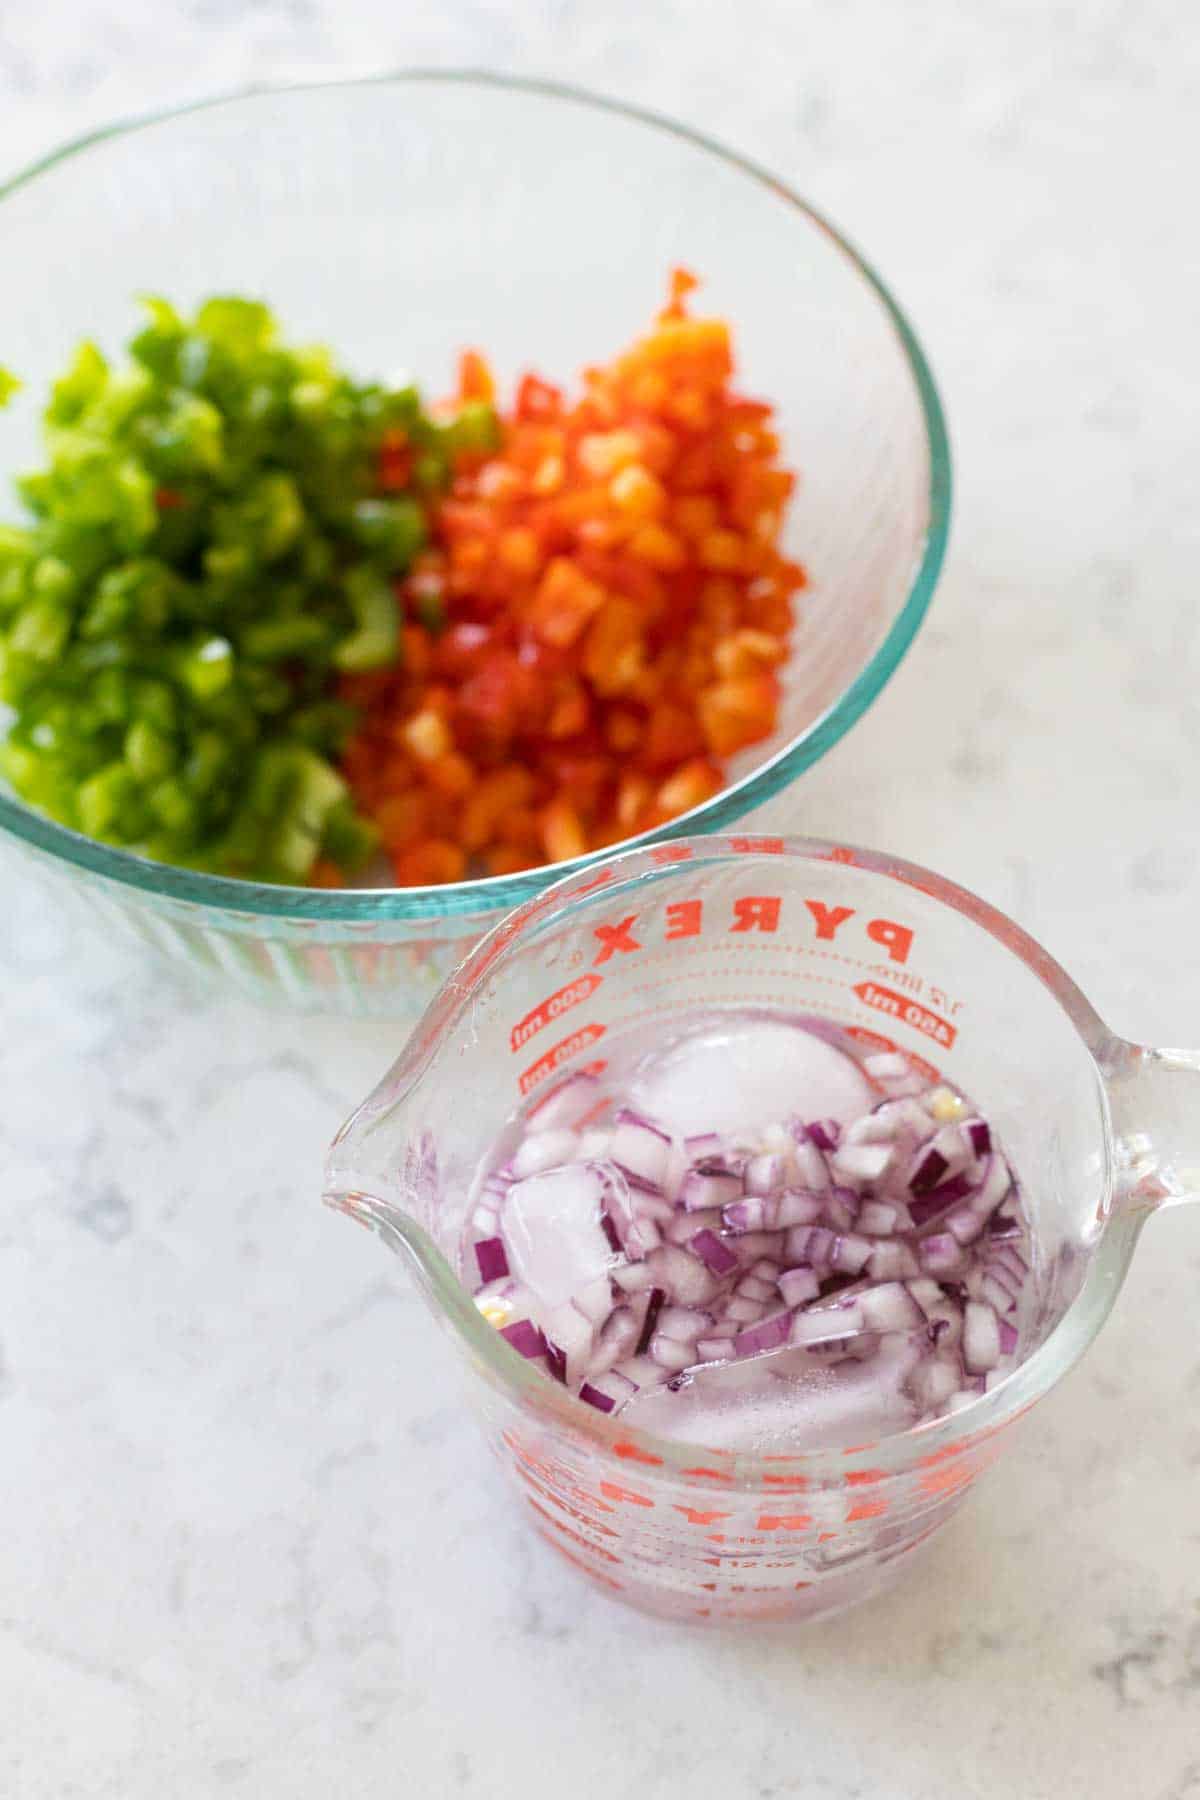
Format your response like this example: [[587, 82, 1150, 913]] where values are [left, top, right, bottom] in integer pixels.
[[324, 834, 1198, 1625]]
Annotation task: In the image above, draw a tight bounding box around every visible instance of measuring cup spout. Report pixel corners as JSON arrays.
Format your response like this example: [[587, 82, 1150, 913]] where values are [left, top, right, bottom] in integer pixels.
[[1102, 1038, 1200, 1212], [325, 1186, 421, 1261]]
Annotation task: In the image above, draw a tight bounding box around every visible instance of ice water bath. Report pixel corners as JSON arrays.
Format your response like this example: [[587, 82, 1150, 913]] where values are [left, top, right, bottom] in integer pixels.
[[465, 1011, 1034, 1454]]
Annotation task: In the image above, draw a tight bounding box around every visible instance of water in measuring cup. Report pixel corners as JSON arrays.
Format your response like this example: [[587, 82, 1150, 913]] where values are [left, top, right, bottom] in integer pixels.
[[463, 1009, 1035, 1453]]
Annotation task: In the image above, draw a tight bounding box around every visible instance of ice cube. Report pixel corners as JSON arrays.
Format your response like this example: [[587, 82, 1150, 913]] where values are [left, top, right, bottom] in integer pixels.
[[502, 1164, 616, 1309], [632, 1018, 873, 1140]]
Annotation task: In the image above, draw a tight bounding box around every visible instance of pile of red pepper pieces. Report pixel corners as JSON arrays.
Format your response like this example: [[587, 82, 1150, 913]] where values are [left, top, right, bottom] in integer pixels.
[[336, 271, 804, 886]]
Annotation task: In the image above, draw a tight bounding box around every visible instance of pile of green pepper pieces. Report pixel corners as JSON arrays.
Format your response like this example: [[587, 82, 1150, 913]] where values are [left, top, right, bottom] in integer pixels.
[[0, 296, 496, 883]]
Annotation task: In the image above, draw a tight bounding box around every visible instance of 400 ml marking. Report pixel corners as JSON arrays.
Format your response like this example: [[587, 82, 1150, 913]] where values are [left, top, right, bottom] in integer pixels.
[[853, 981, 957, 1049]]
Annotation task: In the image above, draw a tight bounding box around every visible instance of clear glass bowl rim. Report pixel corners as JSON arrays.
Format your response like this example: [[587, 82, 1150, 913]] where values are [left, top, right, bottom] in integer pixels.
[[330, 832, 1145, 1482], [0, 69, 952, 924]]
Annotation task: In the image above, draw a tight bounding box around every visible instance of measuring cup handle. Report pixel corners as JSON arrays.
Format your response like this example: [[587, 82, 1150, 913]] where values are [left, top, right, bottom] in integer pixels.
[[1103, 1039, 1200, 1212]]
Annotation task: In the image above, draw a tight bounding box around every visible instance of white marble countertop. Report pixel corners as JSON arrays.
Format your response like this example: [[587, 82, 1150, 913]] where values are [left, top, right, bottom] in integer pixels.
[[2, 3, 1199, 1796]]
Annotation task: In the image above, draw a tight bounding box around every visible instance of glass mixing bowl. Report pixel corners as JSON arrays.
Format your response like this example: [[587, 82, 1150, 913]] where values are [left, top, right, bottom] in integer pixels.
[[0, 73, 950, 1014]]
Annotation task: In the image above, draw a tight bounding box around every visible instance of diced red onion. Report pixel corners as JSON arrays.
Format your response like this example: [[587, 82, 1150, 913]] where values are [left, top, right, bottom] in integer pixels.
[[745, 1153, 788, 1195], [919, 1231, 963, 1274], [823, 1186, 859, 1231], [905, 1276, 942, 1312], [634, 1286, 665, 1355], [775, 1189, 824, 1227], [843, 1112, 894, 1147], [792, 1140, 831, 1193], [655, 1305, 710, 1345], [649, 1333, 694, 1372], [613, 1353, 659, 1388], [646, 1244, 722, 1306], [734, 1309, 793, 1357], [832, 1232, 873, 1275], [500, 1319, 548, 1359], [782, 1224, 834, 1266], [946, 1205, 985, 1246], [909, 1356, 961, 1410], [610, 1108, 672, 1188], [722, 1196, 768, 1233], [858, 1200, 898, 1236], [665, 1204, 723, 1245], [680, 1166, 744, 1213], [909, 1146, 948, 1194], [603, 1370, 639, 1405], [989, 1242, 1029, 1281], [793, 1303, 866, 1345], [908, 1172, 974, 1227], [971, 1153, 1013, 1217], [470, 1035, 1030, 1434], [966, 1118, 992, 1158], [727, 1230, 786, 1264], [725, 1294, 767, 1324], [867, 1240, 912, 1281], [628, 1187, 675, 1224], [602, 1170, 661, 1261], [683, 1131, 723, 1158], [689, 1228, 739, 1275], [779, 1266, 820, 1307], [804, 1118, 841, 1151], [474, 1236, 510, 1283], [858, 1281, 923, 1332], [963, 1300, 1002, 1373], [574, 1275, 616, 1324], [543, 1302, 596, 1388], [735, 1273, 777, 1303], [589, 1307, 639, 1374], [578, 1379, 618, 1413], [832, 1142, 894, 1184], [980, 1274, 1018, 1315]]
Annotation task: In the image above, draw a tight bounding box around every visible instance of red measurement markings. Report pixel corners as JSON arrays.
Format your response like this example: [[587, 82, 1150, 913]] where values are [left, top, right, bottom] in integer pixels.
[[731, 895, 781, 933], [665, 899, 702, 939], [853, 981, 957, 1049], [519, 1022, 607, 1095], [510, 974, 603, 1052], [592, 914, 641, 964]]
